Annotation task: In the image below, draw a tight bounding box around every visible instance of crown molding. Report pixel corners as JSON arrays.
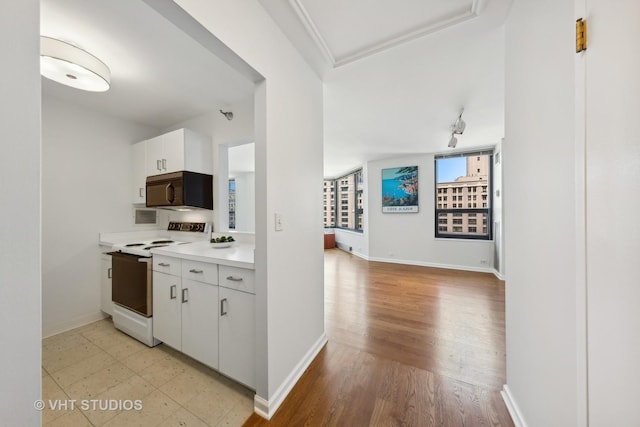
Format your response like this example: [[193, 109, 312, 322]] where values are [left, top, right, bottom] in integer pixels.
[[289, 0, 482, 68]]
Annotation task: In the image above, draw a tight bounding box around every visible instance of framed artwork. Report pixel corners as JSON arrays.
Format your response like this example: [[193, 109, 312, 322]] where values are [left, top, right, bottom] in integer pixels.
[[382, 166, 419, 213]]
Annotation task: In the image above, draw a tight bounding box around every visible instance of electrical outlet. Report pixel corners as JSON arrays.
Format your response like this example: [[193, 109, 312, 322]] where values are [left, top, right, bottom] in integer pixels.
[[480, 259, 488, 265]]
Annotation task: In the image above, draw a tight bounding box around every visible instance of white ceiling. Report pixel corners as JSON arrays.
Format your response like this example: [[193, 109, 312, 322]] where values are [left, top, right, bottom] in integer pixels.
[[260, 0, 511, 176], [287, 0, 480, 67], [40, 0, 255, 130], [40, 0, 510, 177]]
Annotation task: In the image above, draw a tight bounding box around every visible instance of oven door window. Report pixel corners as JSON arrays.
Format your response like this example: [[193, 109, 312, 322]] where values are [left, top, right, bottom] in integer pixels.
[[111, 252, 152, 317]]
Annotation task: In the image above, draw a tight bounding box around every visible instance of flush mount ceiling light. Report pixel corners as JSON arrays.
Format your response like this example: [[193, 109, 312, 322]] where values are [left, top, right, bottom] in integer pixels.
[[40, 36, 110, 92]]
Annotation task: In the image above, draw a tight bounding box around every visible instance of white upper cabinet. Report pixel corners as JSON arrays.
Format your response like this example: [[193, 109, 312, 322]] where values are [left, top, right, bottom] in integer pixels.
[[131, 141, 147, 204], [145, 128, 212, 176]]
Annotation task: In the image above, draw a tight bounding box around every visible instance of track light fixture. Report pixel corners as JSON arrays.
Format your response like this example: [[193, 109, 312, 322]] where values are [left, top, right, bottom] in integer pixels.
[[447, 108, 465, 148], [452, 108, 465, 134], [219, 110, 233, 120], [448, 134, 458, 148]]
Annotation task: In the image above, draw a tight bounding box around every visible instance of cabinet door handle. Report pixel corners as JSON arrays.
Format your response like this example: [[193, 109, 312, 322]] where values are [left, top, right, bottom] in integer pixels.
[[182, 288, 189, 303], [156, 159, 162, 171], [220, 298, 228, 316], [139, 187, 144, 198], [107, 267, 112, 279], [226, 276, 243, 282], [189, 269, 203, 274], [170, 285, 176, 300], [158, 262, 170, 267], [162, 158, 167, 170]]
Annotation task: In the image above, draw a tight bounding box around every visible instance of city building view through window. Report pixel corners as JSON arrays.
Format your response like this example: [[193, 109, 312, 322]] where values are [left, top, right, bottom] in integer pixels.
[[323, 169, 363, 231], [228, 178, 236, 229], [435, 153, 492, 239]]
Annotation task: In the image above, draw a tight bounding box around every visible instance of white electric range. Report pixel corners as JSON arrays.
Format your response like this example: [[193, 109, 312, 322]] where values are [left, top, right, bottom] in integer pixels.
[[108, 222, 210, 346]]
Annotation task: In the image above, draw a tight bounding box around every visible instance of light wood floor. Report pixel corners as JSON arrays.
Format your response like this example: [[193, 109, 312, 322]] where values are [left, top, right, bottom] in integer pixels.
[[244, 248, 513, 427]]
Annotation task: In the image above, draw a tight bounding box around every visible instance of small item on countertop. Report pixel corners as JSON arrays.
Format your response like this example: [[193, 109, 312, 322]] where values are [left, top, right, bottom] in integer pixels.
[[210, 236, 235, 244]]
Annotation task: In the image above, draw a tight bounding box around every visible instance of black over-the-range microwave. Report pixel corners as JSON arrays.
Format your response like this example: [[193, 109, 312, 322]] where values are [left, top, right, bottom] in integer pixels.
[[146, 171, 213, 210]]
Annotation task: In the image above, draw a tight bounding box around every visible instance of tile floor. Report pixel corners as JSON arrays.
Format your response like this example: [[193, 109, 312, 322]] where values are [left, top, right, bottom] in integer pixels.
[[41, 318, 254, 426]]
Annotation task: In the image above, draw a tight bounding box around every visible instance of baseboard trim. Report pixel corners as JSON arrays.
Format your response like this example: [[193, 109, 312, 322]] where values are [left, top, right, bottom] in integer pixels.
[[254, 333, 328, 420], [335, 243, 370, 260], [501, 384, 528, 427], [493, 269, 505, 280], [368, 256, 494, 274], [43, 311, 108, 338]]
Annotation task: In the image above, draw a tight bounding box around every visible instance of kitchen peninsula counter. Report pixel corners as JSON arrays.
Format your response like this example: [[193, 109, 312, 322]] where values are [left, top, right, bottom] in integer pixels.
[[150, 240, 254, 269]]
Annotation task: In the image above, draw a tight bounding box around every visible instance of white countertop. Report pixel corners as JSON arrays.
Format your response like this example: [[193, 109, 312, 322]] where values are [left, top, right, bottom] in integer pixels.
[[99, 230, 169, 247], [150, 241, 254, 269]]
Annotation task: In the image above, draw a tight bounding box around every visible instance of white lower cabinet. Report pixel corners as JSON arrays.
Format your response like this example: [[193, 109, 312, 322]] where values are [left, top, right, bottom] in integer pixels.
[[181, 278, 219, 369], [219, 286, 255, 388], [100, 253, 113, 316], [152, 271, 182, 351], [153, 260, 219, 370], [152, 255, 255, 388]]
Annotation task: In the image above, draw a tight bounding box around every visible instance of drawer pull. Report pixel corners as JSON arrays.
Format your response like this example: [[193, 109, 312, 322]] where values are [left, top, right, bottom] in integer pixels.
[[226, 276, 243, 282], [158, 262, 170, 267], [189, 269, 203, 274]]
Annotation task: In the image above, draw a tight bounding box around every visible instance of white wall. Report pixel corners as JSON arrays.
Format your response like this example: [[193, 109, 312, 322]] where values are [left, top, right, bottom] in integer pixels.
[[175, 0, 325, 417], [42, 96, 158, 337], [366, 154, 495, 271], [585, 0, 640, 424], [0, 0, 41, 423], [212, 96, 255, 233], [322, 18, 505, 177], [503, 0, 580, 425], [234, 172, 255, 232]]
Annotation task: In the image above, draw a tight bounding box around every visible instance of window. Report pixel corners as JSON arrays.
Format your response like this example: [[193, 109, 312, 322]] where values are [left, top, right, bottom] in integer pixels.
[[323, 169, 363, 232], [228, 179, 236, 230], [322, 180, 336, 227], [434, 152, 492, 239]]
